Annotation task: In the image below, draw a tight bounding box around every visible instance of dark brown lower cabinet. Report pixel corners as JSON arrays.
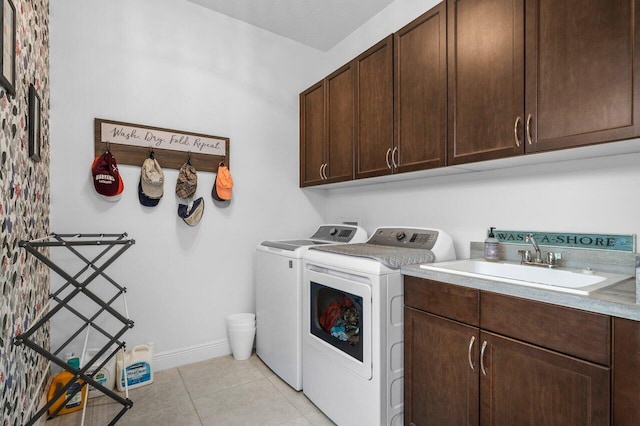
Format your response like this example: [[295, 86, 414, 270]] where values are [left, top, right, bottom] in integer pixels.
[[405, 276, 616, 426], [613, 317, 640, 425], [405, 308, 479, 425], [480, 332, 609, 425]]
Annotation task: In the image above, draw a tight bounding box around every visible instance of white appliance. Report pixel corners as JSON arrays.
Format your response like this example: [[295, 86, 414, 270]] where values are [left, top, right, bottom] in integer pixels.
[[302, 227, 456, 426], [255, 224, 367, 391]]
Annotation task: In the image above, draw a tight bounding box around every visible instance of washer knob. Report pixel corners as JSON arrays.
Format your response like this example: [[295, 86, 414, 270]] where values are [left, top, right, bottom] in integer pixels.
[[329, 228, 338, 236], [396, 231, 406, 241]]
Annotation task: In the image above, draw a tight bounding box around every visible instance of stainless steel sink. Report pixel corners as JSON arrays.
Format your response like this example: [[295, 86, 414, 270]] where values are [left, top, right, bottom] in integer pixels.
[[419, 259, 632, 295]]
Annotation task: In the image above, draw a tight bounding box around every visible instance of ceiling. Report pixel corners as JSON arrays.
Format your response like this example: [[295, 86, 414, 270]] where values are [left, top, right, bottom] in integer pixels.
[[187, 0, 396, 52]]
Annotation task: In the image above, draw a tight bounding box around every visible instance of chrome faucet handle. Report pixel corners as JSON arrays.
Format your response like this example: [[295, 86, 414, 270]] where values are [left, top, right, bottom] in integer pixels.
[[546, 252, 562, 267], [517, 249, 531, 263], [546, 252, 556, 266]]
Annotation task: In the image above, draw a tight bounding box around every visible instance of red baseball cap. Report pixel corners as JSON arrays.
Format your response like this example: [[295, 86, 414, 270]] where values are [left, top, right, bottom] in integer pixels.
[[92, 151, 124, 200]]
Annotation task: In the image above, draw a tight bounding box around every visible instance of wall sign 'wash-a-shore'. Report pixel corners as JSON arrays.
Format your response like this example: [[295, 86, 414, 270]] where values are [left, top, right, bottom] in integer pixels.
[[94, 118, 230, 173], [493, 230, 636, 252]]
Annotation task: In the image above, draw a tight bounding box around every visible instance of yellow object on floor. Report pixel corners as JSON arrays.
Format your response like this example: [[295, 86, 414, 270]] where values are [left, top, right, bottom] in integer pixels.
[[47, 371, 87, 416]]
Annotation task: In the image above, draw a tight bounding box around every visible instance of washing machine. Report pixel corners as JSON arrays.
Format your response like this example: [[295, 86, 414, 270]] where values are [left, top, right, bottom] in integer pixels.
[[302, 227, 456, 426], [255, 224, 367, 391]]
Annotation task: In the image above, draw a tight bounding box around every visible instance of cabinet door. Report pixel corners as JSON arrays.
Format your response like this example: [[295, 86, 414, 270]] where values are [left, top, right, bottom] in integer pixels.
[[355, 35, 394, 179], [525, 0, 640, 152], [480, 331, 610, 425], [325, 63, 354, 183], [447, 0, 525, 165], [394, 3, 447, 173], [613, 317, 640, 425], [300, 81, 325, 187], [405, 307, 479, 426]]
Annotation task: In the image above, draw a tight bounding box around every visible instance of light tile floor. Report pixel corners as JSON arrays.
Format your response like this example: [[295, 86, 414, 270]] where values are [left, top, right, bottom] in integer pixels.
[[45, 353, 335, 425]]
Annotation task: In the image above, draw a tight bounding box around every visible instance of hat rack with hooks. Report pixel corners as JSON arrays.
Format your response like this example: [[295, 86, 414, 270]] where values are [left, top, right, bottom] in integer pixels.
[[94, 118, 230, 173]]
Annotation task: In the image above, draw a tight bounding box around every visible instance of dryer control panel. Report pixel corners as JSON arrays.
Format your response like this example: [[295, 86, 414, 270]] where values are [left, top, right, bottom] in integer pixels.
[[368, 227, 439, 249]]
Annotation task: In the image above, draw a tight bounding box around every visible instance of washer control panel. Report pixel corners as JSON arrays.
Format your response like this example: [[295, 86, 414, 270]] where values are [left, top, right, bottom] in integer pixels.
[[310, 225, 365, 243]]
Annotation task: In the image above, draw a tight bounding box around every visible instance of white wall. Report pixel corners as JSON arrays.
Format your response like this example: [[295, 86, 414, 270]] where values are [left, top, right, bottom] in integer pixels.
[[49, 0, 326, 368], [323, 153, 640, 259], [312, 0, 640, 258]]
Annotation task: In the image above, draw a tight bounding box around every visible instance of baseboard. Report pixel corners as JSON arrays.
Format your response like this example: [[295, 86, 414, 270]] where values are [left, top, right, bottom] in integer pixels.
[[152, 339, 232, 371]]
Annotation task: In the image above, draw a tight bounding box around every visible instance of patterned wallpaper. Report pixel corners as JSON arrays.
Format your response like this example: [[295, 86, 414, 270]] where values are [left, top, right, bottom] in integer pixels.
[[0, 0, 50, 424]]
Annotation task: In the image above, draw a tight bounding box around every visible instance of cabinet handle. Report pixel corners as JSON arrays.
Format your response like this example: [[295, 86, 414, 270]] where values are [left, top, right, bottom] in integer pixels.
[[480, 340, 488, 376], [468, 336, 476, 371], [392, 147, 399, 169], [513, 116, 522, 147], [385, 148, 392, 169], [321, 163, 328, 180], [319, 164, 324, 180], [526, 114, 533, 145]]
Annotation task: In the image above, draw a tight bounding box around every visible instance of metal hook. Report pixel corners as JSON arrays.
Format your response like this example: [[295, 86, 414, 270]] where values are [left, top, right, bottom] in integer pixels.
[[149, 146, 154, 159], [105, 141, 111, 152], [187, 151, 192, 165]]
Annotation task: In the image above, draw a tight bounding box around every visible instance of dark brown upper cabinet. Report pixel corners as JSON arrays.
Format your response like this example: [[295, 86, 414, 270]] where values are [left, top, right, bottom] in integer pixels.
[[447, 0, 525, 165], [300, 64, 355, 187], [301, 0, 640, 186], [325, 63, 356, 183], [525, 0, 640, 152], [355, 35, 394, 179], [394, 3, 447, 173], [300, 80, 325, 186], [448, 0, 640, 165]]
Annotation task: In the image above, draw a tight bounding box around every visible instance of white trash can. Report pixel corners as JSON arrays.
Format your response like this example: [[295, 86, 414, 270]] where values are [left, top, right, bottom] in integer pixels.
[[227, 313, 256, 360], [227, 313, 255, 326]]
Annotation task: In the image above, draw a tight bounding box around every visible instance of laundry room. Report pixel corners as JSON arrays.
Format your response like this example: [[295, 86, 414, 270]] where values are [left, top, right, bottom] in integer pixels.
[[2, 0, 640, 424]]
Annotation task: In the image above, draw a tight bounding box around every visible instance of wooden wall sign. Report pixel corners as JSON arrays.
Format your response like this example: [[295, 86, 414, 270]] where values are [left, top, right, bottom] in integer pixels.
[[94, 118, 230, 173], [494, 230, 636, 252]]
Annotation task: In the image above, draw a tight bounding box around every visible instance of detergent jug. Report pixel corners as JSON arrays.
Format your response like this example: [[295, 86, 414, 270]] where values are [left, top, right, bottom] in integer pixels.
[[85, 348, 116, 398], [47, 357, 87, 416], [116, 343, 154, 391]]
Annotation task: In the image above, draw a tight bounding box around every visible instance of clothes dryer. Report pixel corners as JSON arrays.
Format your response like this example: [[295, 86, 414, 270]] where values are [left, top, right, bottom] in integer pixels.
[[302, 227, 456, 425]]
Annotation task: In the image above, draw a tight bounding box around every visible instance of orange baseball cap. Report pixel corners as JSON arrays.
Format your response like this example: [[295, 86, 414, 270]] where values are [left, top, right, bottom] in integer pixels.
[[212, 162, 233, 201]]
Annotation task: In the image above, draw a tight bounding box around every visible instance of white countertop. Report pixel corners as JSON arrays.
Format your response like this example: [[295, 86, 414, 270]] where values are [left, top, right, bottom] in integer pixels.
[[401, 263, 640, 321]]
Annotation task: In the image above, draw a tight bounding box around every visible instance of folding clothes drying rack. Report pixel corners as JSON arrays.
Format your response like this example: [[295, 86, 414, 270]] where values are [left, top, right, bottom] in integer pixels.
[[14, 233, 136, 425]]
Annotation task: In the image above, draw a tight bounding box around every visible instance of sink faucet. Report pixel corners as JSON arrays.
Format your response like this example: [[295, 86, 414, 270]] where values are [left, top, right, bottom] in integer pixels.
[[518, 233, 561, 268], [525, 234, 542, 262]]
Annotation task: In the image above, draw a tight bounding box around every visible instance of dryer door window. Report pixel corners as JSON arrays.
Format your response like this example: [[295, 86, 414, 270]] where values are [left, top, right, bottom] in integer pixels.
[[310, 282, 363, 362], [305, 267, 372, 380]]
